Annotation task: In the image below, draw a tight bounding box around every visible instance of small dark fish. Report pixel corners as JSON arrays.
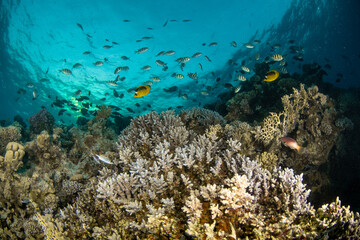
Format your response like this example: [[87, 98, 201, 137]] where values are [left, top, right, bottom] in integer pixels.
[[103, 45, 112, 49], [156, 51, 165, 56], [113, 89, 119, 97], [119, 93, 124, 98], [216, 77, 221, 82], [135, 47, 149, 54], [71, 107, 78, 111], [162, 66, 168, 71], [82, 102, 90, 108], [45, 67, 49, 74], [83, 51, 91, 55], [336, 78, 341, 83], [100, 98, 106, 101], [198, 63, 203, 71], [224, 83, 234, 89], [17, 88, 26, 94], [147, 27, 153, 30], [208, 42, 217, 47], [126, 107, 135, 113], [135, 103, 140, 107], [163, 19, 169, 27], [182, 19, 191, 22], [88, 91, 91, 96], [58, 109, 66, 116], [163, 86, 178, 92], [147, 104, 151, 108], [77, 23, 84, 31], [86, 34, 92, 38], [121, 56, 130, 60], [74, 90, 82, 96], [204, 56, 211, 62], [136, 39, 142, 42], [288, 40, 295, 44], [123, 19, 131, 22], [40, 78, 49, 82]]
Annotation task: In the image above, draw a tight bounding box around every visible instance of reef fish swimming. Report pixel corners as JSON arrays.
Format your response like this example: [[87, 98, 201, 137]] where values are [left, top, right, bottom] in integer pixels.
[[280, 137, 301, 151], [134, 85, 151, 98], [264, 70, 279, 82]]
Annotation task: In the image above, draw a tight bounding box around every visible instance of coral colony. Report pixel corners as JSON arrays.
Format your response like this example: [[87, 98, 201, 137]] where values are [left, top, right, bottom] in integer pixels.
[[1, 66, 360, 239]]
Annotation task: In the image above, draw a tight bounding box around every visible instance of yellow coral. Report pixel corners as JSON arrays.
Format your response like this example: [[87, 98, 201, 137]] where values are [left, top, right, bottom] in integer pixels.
[[255, 151, 279, 171], [35, 213, 65, 240], [2, 142, 25, 171]]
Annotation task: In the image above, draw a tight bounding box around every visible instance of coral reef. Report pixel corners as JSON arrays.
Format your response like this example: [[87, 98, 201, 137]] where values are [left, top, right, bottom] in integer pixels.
[[56, 110, 359, 239], [0, 125, 21, 155], [28, 108, 55, 134]]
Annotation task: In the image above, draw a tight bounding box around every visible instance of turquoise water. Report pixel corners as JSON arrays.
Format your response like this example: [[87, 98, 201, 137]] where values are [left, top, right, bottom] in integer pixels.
[[1, 0, 359, 123]]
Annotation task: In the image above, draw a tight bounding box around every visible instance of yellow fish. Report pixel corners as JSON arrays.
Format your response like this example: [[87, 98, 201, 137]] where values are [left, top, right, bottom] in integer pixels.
[[264, 70, 279, 82], [134, 85, 151, 97]]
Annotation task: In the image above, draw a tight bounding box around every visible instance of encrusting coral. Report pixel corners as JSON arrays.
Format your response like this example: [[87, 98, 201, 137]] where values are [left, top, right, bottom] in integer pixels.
[[57, 110, 359, 239]]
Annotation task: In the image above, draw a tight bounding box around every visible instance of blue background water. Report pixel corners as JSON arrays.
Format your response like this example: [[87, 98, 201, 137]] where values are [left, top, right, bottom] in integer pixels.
[[0, 0, 359, 123]]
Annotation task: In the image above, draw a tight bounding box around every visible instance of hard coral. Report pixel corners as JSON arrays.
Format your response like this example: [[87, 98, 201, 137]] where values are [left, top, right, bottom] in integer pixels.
[[0, 125, 21, 155], [58, 109, 359, 239], [28, 108, 55, 134]]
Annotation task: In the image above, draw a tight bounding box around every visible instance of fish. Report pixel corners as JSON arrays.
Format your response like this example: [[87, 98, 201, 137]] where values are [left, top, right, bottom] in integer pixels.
[[83, 51, 91, 55], [112, 41, 119, 45], [280, 67, 288, 74], [26, 83, 35, 88], [156, 51, 165, 56], [144, 81, 153, 85], [114, 67, 122, 74], [134, 85, 151, 97], [209, 42, 217, 47], [17, 88, 26, 94], [280, 137, 301, 151], [163, 86, 178, 92], [187, 73, 198, 80], [141, 65, 151, 71], [45, 67, 49, 74], [122, 66, 129, 71], [165, 50, 175, 55], [107, 80, 118, 86], [264, 70, 279, 82], [103, 45, 112, 49], [234, 85, 242, 93], [151, 76, 161, 82], [163, 19, 169, 27], [183, 19, 191, 22], [155, 60, 166, 66], [192, 52, 202, 58], [162, 66, 168, 71], [224, 83, 234, 89], [113, 89, 119, 97], [82, 102, 90, 108], [119, 93, 124, 98], [135, 47, 149, 54], [171, 73, 184, 79], [244, 43, 254, 48], [279, 60, 286, 66], [93, 61, 103, 66], [121, 56, 130, 60], [272, 43, 281, 49], [181, 94, 188, 100], [76, 23, 84, 31], [32, 90, 38, 100], [237, 75, 246, 81], [135, 103, 140, 107], [60, 68, 72, 75], [92, 154, 113, 164], [254, 40, 261, 44], [200, 91, 209, 96], [126, 107, 135, 113], [254, 52, 260, 61], [74, 90, 82, 96], [271, 54, 283, 62], [230, 41, 237, 47], [204, 56, 211, 62], [198, 63, 203, 71], [142, 36, 152, 40], [175, 57, 190, 63], [180, 63, 185, 71], [58, 109, 66, 116], [241, 66, 250, 72], [73, 63, 82, 68]]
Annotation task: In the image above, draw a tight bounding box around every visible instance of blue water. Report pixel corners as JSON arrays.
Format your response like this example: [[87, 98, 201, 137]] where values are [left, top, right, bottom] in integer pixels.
[[2, 0, 358, 123]]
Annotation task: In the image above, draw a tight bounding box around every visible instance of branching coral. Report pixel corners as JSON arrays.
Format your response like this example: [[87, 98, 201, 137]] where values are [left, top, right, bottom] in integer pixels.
[[58, 109, 359, 239]]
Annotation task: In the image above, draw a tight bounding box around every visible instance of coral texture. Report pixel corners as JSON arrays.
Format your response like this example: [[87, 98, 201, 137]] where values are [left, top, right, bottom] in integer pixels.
[[28, 108, 55, 134], [57, 110, 359, 239]]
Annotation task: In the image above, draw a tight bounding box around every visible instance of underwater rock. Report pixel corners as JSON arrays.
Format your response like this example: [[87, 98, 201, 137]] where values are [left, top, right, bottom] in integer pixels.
[[28, 108, 55, 134]]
